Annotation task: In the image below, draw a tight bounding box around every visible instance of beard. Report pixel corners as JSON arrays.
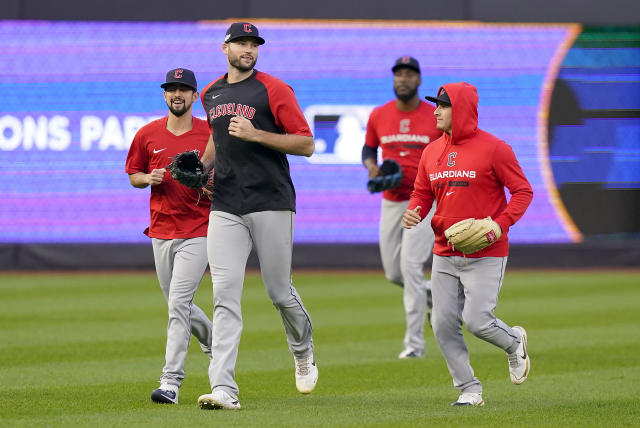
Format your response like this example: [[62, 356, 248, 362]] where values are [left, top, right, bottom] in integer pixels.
[[229, 55, 257, 72], [167, 100, 190, 117], [394, 86, 418, 103]]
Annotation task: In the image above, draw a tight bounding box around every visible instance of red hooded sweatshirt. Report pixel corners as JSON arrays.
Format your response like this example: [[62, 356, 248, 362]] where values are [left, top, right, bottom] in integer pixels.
[[408, 82, 533, 257]]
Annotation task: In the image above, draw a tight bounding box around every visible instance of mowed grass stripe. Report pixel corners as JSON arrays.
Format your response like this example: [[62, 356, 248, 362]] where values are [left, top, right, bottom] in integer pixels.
[[6, 366, 640, 427], [2, 270, 639, 427]]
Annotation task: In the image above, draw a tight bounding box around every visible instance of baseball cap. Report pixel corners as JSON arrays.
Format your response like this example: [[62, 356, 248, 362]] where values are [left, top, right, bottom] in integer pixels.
[[161, 68, 197, 91], [392, 56, 420, 73], [224, 22, 265, 45], [425, 87, 451, 106]]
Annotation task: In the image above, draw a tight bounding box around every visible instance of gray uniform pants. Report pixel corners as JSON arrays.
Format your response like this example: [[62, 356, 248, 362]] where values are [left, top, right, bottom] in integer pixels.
[[379, 199, 435, 354], [207, 210, 314, 399], [431, 254, 521, 393], [152, 237, 212, 387]]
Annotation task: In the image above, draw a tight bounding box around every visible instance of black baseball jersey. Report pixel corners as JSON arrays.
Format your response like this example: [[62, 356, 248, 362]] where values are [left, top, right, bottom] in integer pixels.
[[200, 69, 312, 215]]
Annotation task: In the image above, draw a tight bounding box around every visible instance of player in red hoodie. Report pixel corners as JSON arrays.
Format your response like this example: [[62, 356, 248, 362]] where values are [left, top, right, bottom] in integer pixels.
[[402, 82, 533, 407]]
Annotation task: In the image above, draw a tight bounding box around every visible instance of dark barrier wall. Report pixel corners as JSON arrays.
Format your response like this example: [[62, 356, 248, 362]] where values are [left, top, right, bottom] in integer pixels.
[[1, 0, 639, 24], [2, 242, 640, 270]]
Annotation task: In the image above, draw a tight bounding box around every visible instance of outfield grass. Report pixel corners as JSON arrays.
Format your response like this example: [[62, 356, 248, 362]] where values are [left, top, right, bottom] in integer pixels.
[[1, 269, 639, 427]]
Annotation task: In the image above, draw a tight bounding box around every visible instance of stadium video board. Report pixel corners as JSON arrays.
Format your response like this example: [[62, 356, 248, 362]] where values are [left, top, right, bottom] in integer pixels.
[[1, 21, 637, 243]]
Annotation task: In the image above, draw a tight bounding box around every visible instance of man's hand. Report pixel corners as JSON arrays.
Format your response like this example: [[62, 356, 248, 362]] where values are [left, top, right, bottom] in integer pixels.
[[148, 168, 166, 186], [402, 206, 422, 229], [228, 116, 258, 141], [364, 158, 380, 178]]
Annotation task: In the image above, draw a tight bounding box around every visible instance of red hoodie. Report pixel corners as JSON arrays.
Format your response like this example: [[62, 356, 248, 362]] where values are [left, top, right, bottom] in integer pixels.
[[408, 82, 533, 257]]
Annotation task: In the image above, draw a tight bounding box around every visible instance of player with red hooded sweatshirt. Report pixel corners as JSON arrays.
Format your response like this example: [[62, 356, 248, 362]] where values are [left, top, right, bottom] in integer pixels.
[[402, 82, 533, 407]]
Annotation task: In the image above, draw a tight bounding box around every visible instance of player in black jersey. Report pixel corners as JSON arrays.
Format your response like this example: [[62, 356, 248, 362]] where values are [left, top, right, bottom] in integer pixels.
[[196, 22, 318, 411]]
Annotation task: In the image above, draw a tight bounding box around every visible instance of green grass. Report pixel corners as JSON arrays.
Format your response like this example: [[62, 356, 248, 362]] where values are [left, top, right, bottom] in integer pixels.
[[1, 269, 639, 427]]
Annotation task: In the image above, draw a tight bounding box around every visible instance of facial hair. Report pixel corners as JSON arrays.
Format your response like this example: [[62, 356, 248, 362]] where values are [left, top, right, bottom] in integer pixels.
[[167, 99, 190, 117], [394, 86, 418, 103], [229, 53, 257, 72]]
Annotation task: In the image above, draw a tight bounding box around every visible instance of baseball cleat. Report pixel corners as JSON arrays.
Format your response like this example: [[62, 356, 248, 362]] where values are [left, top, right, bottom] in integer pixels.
[[507, 325, 530, 385], [451, 392, 484, 407], [398, 349, 425, 359], [295, 355, 318, 394], [197, 390, 241, 410], [151, 383, 179, 404]]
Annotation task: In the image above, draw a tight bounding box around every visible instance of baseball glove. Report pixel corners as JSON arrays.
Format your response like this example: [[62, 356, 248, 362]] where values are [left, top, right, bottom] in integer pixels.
[[367, 159, 403, 193], [444, 216, 502, 254], [168, 150, 208, 190]]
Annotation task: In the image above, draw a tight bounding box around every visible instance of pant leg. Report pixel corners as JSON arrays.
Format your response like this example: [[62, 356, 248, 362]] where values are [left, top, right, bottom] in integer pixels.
[[460, 256, 520, 353], [152, 237, 211, 387], [379, 199, 404, 286], [172, 238, 212, 350], [431, 254, 482, 393], [247, 210, 314, 358], [207, 211, 253, 399], [400, 202, 436, 354]]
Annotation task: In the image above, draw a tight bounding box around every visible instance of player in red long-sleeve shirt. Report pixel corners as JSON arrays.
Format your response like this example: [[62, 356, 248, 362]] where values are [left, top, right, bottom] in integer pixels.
[[402, 82, 533, 407]]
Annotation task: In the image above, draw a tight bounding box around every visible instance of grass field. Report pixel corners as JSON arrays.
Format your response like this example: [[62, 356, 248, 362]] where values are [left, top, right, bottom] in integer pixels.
[[1, 269, 639, 427]]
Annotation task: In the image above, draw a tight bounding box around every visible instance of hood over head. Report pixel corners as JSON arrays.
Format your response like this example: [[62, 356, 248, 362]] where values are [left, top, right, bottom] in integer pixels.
[[436, 82, 479, 143]]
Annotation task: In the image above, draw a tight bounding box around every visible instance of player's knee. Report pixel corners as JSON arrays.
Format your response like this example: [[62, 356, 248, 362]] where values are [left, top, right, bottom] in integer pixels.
[[431, 313, 456, 338], [385, 271, 403, 286], [464, 318, 492, 337], [271, 295, 295, 311]]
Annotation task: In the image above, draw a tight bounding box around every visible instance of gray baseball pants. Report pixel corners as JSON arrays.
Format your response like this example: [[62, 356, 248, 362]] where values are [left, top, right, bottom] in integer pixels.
[[206, 210, 314, 399], [379, 199, 435, 355], [430, 254, 521, 393], [152, 237, 212, 387]]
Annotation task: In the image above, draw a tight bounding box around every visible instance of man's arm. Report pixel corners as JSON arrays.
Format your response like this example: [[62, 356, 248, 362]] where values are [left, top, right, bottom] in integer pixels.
[[200, 133, 216, 173], [362, 144, 379, 178], [128, 169, 166, 188], [228, 116, 314, 157], [407, 149, 435, 218], [492, 143, 533, 234]]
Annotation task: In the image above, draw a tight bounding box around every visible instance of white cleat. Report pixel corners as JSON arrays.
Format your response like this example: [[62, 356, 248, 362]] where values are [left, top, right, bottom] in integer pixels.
[[508, 326, 530, 385], [398, 349, 425, 359], [451, 392, 485, 407], [197, 390, 241, 410], [295, 355, 318, 394]]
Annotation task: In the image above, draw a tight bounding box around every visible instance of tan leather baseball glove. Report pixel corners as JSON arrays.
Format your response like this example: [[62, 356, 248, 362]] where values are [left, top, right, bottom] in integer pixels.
[[444, 217, 502, 254]]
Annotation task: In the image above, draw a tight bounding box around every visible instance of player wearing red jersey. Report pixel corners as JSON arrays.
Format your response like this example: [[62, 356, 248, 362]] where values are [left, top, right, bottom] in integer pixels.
[[362, 56, 441, 359], [196, 22, 317, 411], [403, 82, 533, 406], [125, 68, 213, 405]]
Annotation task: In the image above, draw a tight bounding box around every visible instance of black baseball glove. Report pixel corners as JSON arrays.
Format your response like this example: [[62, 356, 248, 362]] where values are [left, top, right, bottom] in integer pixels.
[[167, 150, 209, 190], [367, 159, 403, 193]]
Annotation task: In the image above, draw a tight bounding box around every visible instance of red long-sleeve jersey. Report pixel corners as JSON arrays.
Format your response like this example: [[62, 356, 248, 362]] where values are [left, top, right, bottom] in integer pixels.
[[409, 82, 533, 257]]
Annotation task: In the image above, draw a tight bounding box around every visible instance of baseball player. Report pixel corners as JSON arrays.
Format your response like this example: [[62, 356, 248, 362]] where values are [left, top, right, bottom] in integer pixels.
[[125, 68, 213, 405], [362, 56, 441, 359], [402, 82, 533, 406], [195, 22, 317, 410]]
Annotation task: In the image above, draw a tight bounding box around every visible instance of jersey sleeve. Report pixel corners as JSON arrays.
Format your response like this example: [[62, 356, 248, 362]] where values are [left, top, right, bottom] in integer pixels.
[[125, 128, 149, 174], [364, 108, 381, 149], [264, 78, 312, 136], [492, 141, 534, 233], [408, 148, 435, 219]]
